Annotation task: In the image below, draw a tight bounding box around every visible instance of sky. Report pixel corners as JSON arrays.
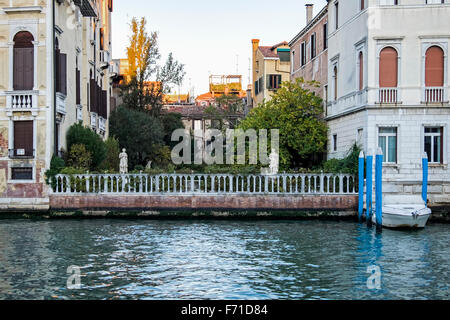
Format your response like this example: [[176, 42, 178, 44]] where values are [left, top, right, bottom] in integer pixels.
[[112, 0, 327, 96]]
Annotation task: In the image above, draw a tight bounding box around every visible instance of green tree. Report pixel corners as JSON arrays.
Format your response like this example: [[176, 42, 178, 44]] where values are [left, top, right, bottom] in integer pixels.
[[67, 144, 92, 170], [238, 78, 328, 169], [160, 112, 185, 148], [66, 123, 106, 170], [109, 106, 164, 169], [99, 137, 121, 172]]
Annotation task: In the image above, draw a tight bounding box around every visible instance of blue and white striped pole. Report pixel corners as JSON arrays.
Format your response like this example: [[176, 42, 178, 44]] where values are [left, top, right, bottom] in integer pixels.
[[422, 152, 429, 205], [366, 149, 373, 223], [375, 148, 383, 227], [358, 151, 365, 221]]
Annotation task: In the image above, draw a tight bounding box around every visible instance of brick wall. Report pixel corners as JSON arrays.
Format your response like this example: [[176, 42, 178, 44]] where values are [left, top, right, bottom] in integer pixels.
[[50, 194, 358, 211]]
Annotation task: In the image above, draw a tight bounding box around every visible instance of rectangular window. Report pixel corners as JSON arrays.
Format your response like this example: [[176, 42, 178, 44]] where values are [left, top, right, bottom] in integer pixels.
[[333, 134, 337, 152], [56, 53, 67, 95], [11, 167, 33, 180], [378, 127, 397, 163], [12, 121, 33, 158], [277, 49, 290, 62], [267, 74, 282, 90], [424, 127, 444, 163], [323, 23, 328, 50], [301, 42, 306, 66], [335, 2, 339, 30], [311, 33, 316, 59], [357, 128, 364, 146]]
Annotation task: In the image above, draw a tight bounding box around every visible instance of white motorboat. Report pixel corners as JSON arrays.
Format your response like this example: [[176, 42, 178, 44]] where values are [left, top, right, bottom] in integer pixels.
[[371, 195, 432, 229]]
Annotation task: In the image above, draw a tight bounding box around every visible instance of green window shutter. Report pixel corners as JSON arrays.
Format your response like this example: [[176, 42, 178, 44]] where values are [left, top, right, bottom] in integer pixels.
[[267, 75, 271, 89]]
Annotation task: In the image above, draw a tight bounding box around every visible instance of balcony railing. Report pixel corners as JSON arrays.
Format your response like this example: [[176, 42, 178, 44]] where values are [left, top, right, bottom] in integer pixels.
[[90, 113, 97, 129], [56, 92, 66, 115], [5, 91, 37, 110], [8, 149, 35, 159], [378, 87, 398, 104], [51, 173, 358, 195], [98, 117, 106, 132], [424, 87, 445, 104]]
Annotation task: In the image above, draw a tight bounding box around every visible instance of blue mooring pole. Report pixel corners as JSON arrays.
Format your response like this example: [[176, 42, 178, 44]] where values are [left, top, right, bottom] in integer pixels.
[[422, 152, 429, 204], [366, 150, 374, 223], [358, 151, 365, 221], [375, 148, 383, 227]]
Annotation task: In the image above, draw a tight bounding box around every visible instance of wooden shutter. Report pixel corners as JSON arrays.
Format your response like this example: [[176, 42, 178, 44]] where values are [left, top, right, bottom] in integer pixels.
[[76, 69, 81, 105], [59, 53, 67, 95], [13, 32, 34, 90], [90, 79, 97, 113], [55, 49, 60, 93], [102, 90, 107, 118], [425, 46, 444, 87], [14, 121, 33, 156], [379, 47, 398, 88]]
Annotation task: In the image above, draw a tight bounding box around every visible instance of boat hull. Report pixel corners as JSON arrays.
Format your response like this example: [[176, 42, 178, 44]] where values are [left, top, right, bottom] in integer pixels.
[[381, 212, 431, 229]]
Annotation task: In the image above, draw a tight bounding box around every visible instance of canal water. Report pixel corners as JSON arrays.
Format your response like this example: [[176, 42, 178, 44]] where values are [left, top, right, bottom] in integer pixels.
[[0, 219, 448, 300]]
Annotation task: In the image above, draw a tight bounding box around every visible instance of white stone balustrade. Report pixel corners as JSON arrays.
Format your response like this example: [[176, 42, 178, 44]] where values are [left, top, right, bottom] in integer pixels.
[[6, 91, 37, 110], [424, 87, 445, 104], [51, 173, 358, 195], [378, 87, 398, 104]]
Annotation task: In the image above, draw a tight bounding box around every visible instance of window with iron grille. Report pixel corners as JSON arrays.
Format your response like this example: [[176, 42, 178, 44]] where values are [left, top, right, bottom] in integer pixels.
[[11, 167, 33, 180]]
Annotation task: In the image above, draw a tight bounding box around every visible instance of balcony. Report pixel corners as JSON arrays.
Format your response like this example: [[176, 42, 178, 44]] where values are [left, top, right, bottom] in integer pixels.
[[5, 91, 38, 111], [424, 87, 446, 104], [378, 87, 399, 104], [98, 117, 106, 133], [73, 0, 97, 17], [90, 113, 97, 129], [77, 105, 83, 122], [100, 51, 111, 70], [56, 92, 66, 115], [9, 149, 35, 159]]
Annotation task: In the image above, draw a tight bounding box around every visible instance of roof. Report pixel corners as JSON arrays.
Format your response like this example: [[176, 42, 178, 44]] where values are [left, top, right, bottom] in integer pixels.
[[164, 105, 208, 118], [258, 41, 290, 58]]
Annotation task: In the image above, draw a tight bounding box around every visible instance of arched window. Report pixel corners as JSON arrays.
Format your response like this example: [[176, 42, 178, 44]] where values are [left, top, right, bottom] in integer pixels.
[[359, 52, 364, 91], [13, 31, 34, 90], [333, 66, 338, 100], [379, 47, 398, 88], [425, 46, 444, 87]]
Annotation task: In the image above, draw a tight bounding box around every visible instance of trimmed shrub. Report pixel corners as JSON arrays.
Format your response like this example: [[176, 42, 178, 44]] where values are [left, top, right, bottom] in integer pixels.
[[67, 144, 92, 170], [66, 123, 106, 170]]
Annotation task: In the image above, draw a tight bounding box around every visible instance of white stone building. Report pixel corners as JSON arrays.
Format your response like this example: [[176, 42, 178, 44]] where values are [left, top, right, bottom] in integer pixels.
[[0, 0, 113, 210], [326, 0, 450, 205]]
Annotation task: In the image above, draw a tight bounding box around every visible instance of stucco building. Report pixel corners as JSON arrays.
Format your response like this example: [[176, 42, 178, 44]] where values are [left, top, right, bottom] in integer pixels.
[[0, 0, 113, 210], [289, 4, 328, 105], [251, 39, 291, 108], [326, 0, 450, 204]]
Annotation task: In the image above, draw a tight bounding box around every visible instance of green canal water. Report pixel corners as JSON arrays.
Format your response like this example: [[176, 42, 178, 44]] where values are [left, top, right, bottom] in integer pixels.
[[0, 219, 448, 300]]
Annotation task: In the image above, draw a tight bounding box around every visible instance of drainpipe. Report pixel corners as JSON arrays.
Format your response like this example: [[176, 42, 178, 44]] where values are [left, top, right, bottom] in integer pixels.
[[53, 0, 57, 156]]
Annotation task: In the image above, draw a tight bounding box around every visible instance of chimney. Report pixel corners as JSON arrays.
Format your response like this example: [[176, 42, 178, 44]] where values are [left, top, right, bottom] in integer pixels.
[[252, 39, 260, 54], [306, 4, 314, 24]]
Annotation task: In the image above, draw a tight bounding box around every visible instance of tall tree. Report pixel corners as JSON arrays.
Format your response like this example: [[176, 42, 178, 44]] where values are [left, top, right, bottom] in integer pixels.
[[121, 17, 185, 116], [238, 78, 328, 169]]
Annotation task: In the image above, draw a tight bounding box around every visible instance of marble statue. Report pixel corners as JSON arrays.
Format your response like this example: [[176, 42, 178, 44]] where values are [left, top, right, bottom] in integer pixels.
[[119, 148, 128, 174], [269, 148, 279, 175]]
